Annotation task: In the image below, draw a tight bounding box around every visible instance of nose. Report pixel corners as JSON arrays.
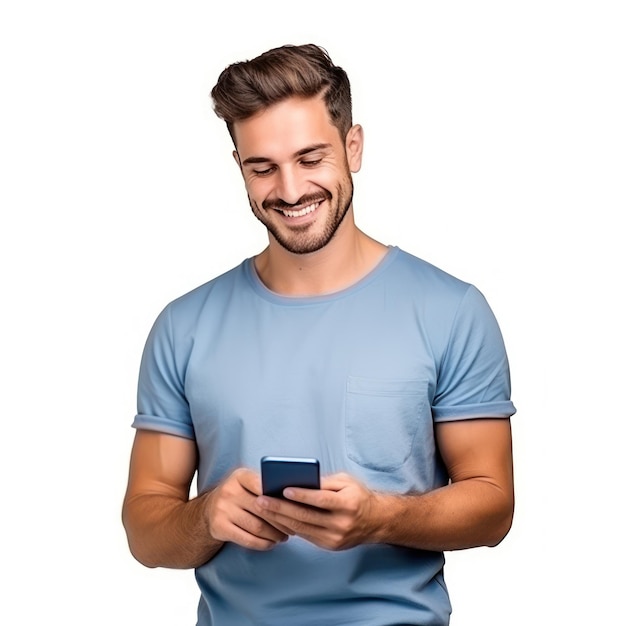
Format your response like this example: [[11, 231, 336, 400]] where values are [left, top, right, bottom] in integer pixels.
[[275, 166, 303, 205]]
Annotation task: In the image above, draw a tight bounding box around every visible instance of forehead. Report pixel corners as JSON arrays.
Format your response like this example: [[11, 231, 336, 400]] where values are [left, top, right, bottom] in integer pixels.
[[233, 96, 342, 160]]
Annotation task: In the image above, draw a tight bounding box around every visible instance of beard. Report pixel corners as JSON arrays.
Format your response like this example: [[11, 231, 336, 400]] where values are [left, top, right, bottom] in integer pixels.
[[249, 174, 354, 255]]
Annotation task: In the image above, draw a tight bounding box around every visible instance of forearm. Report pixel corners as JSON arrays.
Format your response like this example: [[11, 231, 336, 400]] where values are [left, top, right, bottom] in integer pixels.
[[370, 478, 514, 552], [122, 491, 223, 569]]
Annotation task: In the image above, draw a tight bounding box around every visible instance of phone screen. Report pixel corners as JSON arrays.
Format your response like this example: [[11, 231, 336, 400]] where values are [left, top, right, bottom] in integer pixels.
[[261, 456, 320, 498]]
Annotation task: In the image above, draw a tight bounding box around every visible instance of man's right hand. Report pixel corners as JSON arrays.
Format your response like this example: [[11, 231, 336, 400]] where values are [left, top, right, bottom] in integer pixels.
[[123, 431, 290, 569], [205, 468, 291, 550]]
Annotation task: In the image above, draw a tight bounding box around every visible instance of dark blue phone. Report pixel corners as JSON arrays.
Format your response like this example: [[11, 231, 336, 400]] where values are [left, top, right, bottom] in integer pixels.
[[261, 456, 320, 498]]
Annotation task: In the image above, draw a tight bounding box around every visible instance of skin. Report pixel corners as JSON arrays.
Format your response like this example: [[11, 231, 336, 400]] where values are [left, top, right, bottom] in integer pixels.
[[122, 95, 514, 569], [233, 95, 388, 296]]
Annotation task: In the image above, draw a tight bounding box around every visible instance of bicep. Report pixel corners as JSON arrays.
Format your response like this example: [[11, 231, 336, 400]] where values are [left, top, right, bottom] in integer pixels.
[[124, 430, 198, 502], [435, 418, 514, 496]]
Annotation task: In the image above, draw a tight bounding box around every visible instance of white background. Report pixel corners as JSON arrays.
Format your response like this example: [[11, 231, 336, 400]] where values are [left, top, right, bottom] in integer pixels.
[[1, 1, 624, 624]]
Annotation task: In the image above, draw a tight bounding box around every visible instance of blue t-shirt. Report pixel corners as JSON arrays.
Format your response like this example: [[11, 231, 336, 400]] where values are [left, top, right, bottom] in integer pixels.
[[133, 246, 515, 626]]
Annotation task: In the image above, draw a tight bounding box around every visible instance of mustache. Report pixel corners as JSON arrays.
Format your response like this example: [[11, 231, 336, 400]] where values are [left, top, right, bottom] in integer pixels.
[[262, 191, 330, 211]]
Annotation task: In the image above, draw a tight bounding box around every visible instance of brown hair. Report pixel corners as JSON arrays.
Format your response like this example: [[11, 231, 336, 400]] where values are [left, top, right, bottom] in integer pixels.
[[211, 44, 352, 144]]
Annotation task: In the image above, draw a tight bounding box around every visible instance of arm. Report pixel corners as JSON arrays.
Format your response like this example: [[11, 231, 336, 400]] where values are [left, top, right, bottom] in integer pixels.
[[122, 430, 288, 569], [255, 418, 514, 552], [373, 417, 514, 550]]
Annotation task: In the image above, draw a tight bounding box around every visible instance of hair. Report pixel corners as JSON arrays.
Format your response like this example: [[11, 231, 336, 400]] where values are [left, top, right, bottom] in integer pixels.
[[211, 44, 352, 145]]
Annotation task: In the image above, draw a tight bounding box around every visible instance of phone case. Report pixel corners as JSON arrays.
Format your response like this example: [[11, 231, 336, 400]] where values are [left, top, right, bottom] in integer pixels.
[[261, 456, 320, 498]]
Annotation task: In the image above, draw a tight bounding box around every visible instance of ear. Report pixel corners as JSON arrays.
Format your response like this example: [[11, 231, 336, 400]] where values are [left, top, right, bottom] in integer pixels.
[[345, 124, 364, 173]]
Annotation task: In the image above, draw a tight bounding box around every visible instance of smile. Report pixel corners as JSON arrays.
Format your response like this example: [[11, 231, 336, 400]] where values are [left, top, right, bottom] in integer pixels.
[[279, 201, 321, 218]]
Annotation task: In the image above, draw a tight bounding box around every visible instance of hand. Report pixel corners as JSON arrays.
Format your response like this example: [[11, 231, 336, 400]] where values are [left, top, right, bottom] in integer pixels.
[[205, 468, 291, 551], [255, 472, 381, 551]]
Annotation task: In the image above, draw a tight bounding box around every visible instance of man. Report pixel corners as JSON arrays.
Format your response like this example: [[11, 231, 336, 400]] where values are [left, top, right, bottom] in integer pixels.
[[123, 44, 515, 625]]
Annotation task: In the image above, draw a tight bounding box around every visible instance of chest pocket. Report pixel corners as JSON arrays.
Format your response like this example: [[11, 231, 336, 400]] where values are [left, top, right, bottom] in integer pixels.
[[345, 377, 430, 471]]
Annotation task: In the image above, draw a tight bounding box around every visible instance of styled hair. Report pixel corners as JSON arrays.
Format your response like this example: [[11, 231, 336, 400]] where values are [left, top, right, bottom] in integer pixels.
[[211, 44, 352, 144]]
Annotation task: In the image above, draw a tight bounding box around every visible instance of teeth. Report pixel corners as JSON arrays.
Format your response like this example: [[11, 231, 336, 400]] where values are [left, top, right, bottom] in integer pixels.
[[282, 202, 320, 218]]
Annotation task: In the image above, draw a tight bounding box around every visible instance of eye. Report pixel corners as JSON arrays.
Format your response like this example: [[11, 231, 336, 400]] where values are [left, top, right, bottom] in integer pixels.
[[253, 166, 276, 177], [301, 159, 321, 168]]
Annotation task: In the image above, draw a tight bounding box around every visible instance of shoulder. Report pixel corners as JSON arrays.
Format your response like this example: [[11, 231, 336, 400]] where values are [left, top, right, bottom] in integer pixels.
[[166, 259, 250, 316], [148, 259, 252, 340], [387, 247, 474, 303], [381, 248, 501, 343]]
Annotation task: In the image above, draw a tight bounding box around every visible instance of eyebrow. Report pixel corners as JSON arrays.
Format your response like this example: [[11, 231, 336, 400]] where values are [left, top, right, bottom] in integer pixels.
[[241, 143, 332, 166]]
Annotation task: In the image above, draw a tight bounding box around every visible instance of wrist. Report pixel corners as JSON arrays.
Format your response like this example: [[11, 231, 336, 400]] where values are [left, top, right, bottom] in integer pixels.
[[367, 491, 397, 544]]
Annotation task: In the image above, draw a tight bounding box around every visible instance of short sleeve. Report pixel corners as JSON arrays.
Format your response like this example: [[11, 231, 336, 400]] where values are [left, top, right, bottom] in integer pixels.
[[432, 285, 516, 421], [131, 305, 195, 439]]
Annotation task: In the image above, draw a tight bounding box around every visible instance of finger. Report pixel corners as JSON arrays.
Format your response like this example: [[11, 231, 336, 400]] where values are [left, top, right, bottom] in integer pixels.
[[233, 468, 263, 496], [254, 498, 359, 551], [283, 487, 338, 511], [241, 507, 294, 541], [320, 473, 352, 491], [251, 496, 299, 534], [227, 523, 286, 551], [209, 482, 289, 543], [262, 518, 296, 536], [238, 510, 290, 543], [256, 495, 329, 528], [258, 507, 342, 549], [215, 507, 289, 547]]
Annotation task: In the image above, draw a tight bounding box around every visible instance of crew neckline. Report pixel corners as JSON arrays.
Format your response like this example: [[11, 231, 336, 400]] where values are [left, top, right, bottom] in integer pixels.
[[244, 246, 399, 305]]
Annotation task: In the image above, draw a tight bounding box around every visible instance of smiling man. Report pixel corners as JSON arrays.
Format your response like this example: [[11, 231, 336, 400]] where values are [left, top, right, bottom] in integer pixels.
[[236, 96, 359, 256], [122, 44, 516, 626]]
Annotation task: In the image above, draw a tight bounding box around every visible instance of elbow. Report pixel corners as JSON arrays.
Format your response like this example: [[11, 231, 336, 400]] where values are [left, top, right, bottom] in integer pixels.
[[123, 532, 158, 569], [121, 506, 160, 569], [126, 528, 159, 569], [126, 536, 160, 569], [486, 501, 514, 548], [131, 551, 158, 569]]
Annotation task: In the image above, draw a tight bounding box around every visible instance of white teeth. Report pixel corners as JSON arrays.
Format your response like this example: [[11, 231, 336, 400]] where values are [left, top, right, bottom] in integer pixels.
[[282, 202, 320, 218]]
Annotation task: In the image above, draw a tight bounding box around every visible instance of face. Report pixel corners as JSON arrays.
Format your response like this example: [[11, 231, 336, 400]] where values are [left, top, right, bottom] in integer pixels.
[[233, 96, 363, 255]]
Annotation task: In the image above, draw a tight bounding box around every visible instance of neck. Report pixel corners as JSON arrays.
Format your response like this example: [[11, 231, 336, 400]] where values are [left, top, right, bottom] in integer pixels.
[[254, 209, 388, 296]]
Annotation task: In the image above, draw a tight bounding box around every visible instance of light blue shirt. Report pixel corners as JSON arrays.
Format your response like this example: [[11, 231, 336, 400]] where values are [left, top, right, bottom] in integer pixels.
[[133, 246, 515, 625]]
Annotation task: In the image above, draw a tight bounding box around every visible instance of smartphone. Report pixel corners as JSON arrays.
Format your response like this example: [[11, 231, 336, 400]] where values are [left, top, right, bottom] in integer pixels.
[[261, 456, 320, 498]]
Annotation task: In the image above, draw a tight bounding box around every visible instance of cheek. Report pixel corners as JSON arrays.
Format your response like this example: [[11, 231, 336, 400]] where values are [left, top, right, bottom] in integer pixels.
[[309, 169, 342, 192], [245, 179, 271, 202]]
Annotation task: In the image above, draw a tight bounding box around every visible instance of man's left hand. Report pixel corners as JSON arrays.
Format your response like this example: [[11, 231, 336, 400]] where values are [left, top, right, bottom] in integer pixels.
[[254, 473, 382, 550]]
